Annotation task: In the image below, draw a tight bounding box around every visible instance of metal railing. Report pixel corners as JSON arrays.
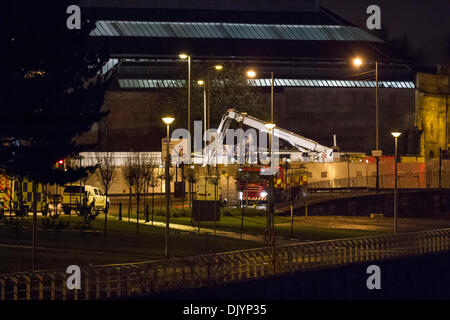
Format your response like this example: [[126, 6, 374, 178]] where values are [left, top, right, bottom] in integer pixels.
[[1, 228, 449, 300], [308, 171, 450, 189]]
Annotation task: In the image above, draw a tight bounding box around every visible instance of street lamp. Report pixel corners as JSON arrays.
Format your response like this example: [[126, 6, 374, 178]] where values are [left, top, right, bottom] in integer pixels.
[[180, 53, 191, 208], [197, 80, 207, 153], [391, 131, 401, 234], [353, 57, 380, 191], [264, 123, 276, 244], [247, 70, 275, 123], [197, 64, 223, 152], [179, 53, 191, 150], [246, 70, 256, 78], [162, 116, 175, 258], [206, 65, 223, 130], [353, 57, 363, 67]]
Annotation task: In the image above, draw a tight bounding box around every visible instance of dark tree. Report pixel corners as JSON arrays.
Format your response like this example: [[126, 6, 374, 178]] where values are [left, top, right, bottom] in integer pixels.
[[0, 1, 110, 184], [161, 62, 268, 130], [369, 27, 424, 64]]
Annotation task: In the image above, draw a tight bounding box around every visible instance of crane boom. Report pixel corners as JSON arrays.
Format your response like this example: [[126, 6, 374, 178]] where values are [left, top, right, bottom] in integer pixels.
[[204, 109, 334, 165]]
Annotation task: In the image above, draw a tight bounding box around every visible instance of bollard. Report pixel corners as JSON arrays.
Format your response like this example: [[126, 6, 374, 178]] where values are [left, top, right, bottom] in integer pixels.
[[119, 202, 122, 221], [145, 205, 149, 223]]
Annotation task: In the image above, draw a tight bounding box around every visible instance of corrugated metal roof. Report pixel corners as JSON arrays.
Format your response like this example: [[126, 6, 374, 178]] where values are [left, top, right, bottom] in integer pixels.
[[92, 21, 382, 42], [118, 79, 415, 89]]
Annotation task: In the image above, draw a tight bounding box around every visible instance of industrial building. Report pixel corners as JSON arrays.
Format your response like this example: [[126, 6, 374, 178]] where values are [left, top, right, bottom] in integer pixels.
[[78, 0, 426, 158]]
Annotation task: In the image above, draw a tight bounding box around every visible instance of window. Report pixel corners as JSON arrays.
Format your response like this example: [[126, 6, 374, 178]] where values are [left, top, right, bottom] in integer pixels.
[[307, 172, 312, 178], [94, 189, 99, 195], [321, 172, 327, 178], [356, 171, 362, 177]]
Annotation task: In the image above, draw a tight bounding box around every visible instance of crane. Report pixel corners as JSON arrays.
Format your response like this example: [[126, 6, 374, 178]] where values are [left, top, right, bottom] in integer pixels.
[[203, 109, 334, 165]]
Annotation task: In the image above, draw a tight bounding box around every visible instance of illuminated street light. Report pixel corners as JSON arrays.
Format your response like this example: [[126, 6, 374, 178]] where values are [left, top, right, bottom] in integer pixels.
[[391, 130, 401, 234], [197, 80, 205, 86], [246, 70, 257, 78], [162, 117, 175, 125], [179, 53, 188, 60], [215, 65, 223, 71], [162, 116, 175, 258], [353, 57, 363, 67]]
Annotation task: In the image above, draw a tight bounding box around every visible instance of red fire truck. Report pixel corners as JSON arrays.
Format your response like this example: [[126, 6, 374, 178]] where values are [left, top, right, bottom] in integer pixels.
[[237, 164, 308, 206]]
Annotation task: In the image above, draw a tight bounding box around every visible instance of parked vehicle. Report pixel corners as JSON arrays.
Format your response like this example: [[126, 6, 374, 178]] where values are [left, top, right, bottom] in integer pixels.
[[62, 185, 109, 215], [0, 174, 48, 216]]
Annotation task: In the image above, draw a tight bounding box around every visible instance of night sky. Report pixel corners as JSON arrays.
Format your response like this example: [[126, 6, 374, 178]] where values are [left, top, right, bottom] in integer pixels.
[[320, 0, 450, 65]]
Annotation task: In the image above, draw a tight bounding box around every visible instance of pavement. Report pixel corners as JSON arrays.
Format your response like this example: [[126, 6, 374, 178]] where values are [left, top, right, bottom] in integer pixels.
[[110, 216, 296, 245]]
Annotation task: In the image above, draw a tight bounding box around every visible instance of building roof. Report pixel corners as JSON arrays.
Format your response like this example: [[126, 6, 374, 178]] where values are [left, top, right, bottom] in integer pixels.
[[117, 78, 415, 89], [83, 1, 403, 62], [92, 21, 381, 43]]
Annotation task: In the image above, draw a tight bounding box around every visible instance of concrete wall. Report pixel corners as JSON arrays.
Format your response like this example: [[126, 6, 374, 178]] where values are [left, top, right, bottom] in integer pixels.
[[279, 87, 415, 154], [78, 86, 415, 156], [415, 73, 450, 160], [303, 190, 450, 219], [304, 160, 428, 189], [68, 159, 450, 200]]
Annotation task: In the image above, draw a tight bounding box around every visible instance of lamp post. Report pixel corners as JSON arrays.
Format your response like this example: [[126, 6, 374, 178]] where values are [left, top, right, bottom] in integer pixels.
[[353, 58, 380, 191], [198, 65, 222, 158], [265, 123, 276, 244], [180, 54, 191, 209], [247, 70, 274, 123], [179, 54, 191, 137], [391, 131, 401, 234], [208, 64, 223, 130], [162, 117, 175, 258], [197, 80, 207, 154]]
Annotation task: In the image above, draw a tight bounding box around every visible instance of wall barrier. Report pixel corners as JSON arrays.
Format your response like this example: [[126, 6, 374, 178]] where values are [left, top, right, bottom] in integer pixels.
[[0, 228, 448, 300]]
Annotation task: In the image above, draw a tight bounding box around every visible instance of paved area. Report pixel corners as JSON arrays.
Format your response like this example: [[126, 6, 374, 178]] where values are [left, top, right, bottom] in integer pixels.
[[275, 216, 450, 233], [111, 216, 296, 245]]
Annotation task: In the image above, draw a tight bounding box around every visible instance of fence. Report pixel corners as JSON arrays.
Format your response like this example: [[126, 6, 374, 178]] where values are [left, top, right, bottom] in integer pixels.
[[0, 228, 448, 300], [307, 171, 450, 189]]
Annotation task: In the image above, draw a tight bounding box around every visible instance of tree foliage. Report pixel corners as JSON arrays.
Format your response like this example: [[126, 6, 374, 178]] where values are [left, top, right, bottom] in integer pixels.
[[161, 62, 269, 130], [0, 1, 110, 184]]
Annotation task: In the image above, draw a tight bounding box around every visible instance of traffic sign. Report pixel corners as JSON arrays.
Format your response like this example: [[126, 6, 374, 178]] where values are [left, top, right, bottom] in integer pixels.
[[372, 150, 382, 157]]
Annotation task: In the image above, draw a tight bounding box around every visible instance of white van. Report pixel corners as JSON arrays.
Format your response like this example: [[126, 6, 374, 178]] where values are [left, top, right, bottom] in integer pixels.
[[62, 185, 109, 214]]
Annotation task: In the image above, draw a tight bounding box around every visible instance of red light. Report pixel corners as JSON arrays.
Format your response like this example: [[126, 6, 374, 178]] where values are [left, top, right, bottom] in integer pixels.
[[58, 160, 64, 165]]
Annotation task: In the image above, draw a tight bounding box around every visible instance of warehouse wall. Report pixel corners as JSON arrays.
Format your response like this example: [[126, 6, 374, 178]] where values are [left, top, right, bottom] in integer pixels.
[[278, 87, 416, 155], [78, 86, 415, 156]]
